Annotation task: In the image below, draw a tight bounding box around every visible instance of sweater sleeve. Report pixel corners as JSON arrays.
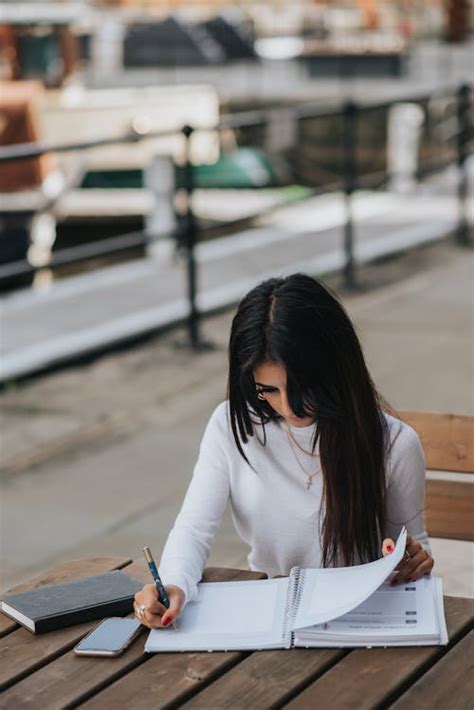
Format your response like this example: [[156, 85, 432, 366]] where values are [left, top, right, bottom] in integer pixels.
[[385, 420, 431, 553], [158, 403, 231, 606]]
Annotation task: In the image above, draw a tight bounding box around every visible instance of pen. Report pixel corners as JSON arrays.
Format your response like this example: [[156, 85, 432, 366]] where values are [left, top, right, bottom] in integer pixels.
[[143, 546, 177, 629]]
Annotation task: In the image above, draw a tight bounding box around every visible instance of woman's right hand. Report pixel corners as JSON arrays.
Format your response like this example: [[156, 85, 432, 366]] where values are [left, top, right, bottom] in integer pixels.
[[134, 584, 185, 629]]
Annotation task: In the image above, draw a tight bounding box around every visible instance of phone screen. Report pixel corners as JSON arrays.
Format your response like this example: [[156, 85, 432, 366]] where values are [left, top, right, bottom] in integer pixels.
[[76, 618, 141, 652]]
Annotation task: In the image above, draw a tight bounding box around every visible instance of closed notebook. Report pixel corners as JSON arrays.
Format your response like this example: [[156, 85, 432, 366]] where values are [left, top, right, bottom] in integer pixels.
[[145, 528, 448, 652], [1, 571, 143, 634]]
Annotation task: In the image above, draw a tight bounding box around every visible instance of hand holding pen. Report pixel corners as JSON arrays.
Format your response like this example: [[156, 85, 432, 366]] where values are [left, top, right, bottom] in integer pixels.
[[133, 547, 185, 630]]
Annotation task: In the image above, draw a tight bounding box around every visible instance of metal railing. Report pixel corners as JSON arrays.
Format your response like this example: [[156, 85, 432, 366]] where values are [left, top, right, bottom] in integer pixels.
[[0, 83, 472, 349]]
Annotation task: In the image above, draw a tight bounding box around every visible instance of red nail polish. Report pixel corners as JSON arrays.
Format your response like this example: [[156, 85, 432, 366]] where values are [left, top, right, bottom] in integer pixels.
[[386, 545, 394, 553], [163, 617, 171, 627]]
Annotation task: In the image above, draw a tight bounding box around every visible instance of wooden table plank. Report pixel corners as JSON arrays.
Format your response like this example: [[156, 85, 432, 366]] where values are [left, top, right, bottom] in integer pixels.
[[0, 557, 133, 690], [181, 649, 345, 709], [0, 565, 266, 709], [81, 567, 269, 710], [282, 596, 474, 709], [0, 556, 131, 638], [389, 630, 474, 709], [3, 559, 472, 710], [82, 645, 249, 710]]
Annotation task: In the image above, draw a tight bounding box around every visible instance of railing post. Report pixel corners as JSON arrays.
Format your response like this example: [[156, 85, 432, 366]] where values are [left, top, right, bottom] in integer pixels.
[[182, 125, 200, 348], [179, 125, 214, 351], [455, 83, 471, 247], [342, 100, 358, 289]]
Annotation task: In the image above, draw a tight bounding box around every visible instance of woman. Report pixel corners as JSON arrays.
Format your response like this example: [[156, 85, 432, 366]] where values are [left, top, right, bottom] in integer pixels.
[[134, 273, 434, 628]]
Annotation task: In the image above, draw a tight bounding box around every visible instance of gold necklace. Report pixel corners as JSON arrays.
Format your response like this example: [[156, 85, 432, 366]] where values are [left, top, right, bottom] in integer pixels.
[[285, 422, 320, 458], [285, 428, 320, 490]]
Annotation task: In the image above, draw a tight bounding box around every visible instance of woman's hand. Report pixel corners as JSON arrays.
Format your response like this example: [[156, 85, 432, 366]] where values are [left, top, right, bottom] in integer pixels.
[[133, 584, 185, 629], [382, 536, 434, 585]]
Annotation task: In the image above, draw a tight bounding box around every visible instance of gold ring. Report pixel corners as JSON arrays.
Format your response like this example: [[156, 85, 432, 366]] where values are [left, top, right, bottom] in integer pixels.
[[404, 550, 412, 561]]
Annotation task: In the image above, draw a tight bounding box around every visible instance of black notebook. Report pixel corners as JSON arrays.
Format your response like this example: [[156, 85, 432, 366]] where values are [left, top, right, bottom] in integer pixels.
[[0, 570, 143, 634]]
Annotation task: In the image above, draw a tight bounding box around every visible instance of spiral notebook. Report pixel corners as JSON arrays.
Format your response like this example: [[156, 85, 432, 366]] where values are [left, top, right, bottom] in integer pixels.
[[145, 528, 448, 652]]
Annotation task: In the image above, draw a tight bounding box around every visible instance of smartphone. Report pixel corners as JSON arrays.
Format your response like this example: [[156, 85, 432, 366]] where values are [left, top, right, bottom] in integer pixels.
[[74, 617, 143, 657]]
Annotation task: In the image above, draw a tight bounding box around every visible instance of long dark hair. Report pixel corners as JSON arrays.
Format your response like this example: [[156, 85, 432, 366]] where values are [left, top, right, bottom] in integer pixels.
[[227, 273, 392, 567]]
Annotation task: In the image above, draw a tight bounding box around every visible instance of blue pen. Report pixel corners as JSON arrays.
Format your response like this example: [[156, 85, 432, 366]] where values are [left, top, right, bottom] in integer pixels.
[[143, 546, 177, 628]]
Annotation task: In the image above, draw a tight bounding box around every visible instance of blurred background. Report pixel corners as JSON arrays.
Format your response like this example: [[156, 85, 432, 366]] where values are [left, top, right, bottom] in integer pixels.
[[0, 1, 473, 596]]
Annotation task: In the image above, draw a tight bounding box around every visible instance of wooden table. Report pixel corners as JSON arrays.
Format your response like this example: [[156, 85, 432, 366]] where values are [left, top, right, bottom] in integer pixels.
[[1, 557, 473, 709]]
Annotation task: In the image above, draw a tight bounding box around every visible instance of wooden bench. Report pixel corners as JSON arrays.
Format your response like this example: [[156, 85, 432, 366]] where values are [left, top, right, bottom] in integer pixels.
[[398, 411, 474, 541]]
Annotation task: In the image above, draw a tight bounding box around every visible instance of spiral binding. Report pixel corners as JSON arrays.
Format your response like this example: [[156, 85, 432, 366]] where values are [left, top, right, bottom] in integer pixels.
[[282, 566, 306, 647]]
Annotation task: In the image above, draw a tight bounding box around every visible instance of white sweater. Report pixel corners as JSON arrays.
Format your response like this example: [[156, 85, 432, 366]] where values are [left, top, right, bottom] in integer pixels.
[[159, 401, 429, 605]]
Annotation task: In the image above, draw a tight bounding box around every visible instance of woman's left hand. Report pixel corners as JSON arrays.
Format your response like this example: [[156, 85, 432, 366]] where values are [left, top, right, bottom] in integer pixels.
[[382, 536, 434, 585]]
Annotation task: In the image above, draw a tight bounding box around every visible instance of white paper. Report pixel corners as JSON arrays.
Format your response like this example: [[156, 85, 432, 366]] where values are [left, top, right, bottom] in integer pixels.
[[145, 577, 289, 652], [292, 527, 407, 629], [294, 575, 446, 647]]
